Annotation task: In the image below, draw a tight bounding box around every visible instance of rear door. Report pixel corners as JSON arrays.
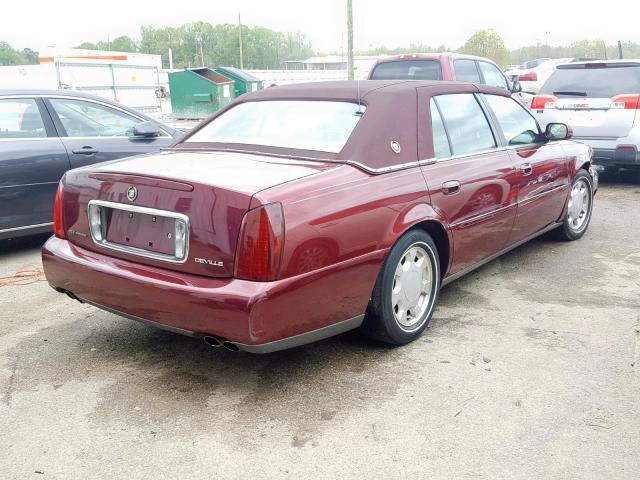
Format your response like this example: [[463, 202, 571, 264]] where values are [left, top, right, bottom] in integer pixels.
[[0, 97, 70, 233], [534, 63, 640, 139], [482, 94, 569, 242], [44, 96, 175, 169], [418, 89, 518, 276]]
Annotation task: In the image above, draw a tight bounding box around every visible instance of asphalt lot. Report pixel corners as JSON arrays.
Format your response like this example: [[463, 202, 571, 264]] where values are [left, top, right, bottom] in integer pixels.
[[1, 171, 639, 479]]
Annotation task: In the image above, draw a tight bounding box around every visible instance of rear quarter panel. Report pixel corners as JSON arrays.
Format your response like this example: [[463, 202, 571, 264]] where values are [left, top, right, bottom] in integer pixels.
[[252, 165, 449, 307]]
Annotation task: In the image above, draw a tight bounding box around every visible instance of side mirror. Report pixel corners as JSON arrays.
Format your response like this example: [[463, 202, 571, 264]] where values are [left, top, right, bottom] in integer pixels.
[[545, 122, 572, 141], [133, 121, 160, 138], [510, 80, 522, 93]]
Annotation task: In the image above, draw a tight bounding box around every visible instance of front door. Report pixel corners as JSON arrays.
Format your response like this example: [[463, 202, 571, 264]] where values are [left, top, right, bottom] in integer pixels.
[[482, 94, 570, 242], [0, 97, 70, 232], [419, 90, 518, 276], [44, 97, 174, 169]]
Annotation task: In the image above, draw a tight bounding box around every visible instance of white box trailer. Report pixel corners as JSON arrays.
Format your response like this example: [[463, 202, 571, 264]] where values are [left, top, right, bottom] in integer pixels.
[[0, 52, 163, 112]]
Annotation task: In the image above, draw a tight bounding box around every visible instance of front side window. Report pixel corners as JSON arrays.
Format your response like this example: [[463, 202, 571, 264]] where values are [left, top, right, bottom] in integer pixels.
[[434, 94, 496, 156], [453, 60, 481, 83], [186, 100, 365, 153], [478, 62, 509, 90], [430, 98, 451, 158], [0, 98, 46, 139], [50, 99, 140, 137], [370, 60, 443, 80], [484, 95, 540, 145]]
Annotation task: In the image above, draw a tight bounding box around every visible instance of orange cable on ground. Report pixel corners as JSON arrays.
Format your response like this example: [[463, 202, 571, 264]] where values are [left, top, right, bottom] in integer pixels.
[[0, 265, 46, 287]]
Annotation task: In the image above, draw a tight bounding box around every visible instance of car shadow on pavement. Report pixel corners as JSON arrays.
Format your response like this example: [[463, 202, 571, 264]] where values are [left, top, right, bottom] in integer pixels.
[[0, 233, 50, 256]]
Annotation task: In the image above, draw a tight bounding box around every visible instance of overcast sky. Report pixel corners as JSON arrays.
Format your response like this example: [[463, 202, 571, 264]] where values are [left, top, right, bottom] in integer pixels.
[[2, 0, 637, 53]]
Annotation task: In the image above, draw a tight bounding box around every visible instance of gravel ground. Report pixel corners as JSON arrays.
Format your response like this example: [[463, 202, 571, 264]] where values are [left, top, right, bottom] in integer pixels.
[[1, 171, 639, 479]]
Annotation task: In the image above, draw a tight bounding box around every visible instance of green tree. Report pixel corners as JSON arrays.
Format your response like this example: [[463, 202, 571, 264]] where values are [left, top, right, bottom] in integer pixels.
[[0, 41, 28, 66], [459, 29, 509, 67]]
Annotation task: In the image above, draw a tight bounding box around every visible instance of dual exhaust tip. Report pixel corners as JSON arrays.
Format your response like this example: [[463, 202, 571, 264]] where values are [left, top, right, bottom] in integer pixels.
[[203, 335, 240, 352]]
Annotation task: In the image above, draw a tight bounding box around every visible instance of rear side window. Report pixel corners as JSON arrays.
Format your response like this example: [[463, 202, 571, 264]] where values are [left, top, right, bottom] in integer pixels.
[[540, 64, 640, 98], [478, 62, 508, 90], [430, 99, 451, 158], [484, 95, 540, 145], [370, 60, 442, 80], [453, 60, 480, 83], [434, 94, 496, 156], [0, 98, 46, 139]]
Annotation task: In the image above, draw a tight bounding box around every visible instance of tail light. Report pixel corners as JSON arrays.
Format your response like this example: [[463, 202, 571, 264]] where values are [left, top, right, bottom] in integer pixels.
[[530, 95, 557, 110], [53, 182, 66, 239], [235, 203, 284, 281], [610, 94, 640, 109], [518, 71, 537, 82]]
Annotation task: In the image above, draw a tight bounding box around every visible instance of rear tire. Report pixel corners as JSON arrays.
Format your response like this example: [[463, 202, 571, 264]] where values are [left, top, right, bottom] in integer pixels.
[[553, 169, 594, 241], [362, 230, 440, 345]]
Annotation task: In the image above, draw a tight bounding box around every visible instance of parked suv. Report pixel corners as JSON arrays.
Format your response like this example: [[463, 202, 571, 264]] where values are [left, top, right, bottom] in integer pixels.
[[368, 53, 523, 95], [530, 60, 640, 170]]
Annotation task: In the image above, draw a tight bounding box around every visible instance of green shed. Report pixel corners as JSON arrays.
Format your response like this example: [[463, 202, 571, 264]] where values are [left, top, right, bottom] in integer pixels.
[[168, 68, 235, 119], [214, 67, 263, 97]]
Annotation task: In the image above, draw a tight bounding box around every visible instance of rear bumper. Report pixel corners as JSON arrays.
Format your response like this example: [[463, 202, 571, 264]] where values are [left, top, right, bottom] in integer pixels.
[[591, 147, 640, 167], [42, 237, 382, 352]]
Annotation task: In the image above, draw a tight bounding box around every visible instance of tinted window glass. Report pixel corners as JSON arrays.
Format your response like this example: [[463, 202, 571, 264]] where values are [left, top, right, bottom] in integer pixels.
[[540, 64, 640, 98], [435, 94, 496, 155], [0, 99, 46, 139], [50, 99, 140, 137], [370, 60, 442, 80], [484, 95, 540, 145], [430, 98, 451, 158], [478, 62, 508, 89], [453, 60, 480, 83], [187, 101, 365, 153]]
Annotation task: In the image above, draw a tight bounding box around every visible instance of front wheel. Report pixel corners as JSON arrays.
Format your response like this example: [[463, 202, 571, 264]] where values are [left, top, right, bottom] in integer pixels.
[[362, 230, 441, 345], [553, 169, 594, 241]]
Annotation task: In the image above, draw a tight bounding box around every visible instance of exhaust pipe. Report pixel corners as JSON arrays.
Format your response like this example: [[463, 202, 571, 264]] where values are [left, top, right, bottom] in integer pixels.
[[203, 336, 240, 352], [203, 336, 222, 348], [222, 341, 240, 352]]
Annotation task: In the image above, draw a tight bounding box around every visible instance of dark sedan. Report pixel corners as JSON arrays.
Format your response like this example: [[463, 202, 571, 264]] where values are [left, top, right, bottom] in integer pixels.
[[0, 89, 182, 240]]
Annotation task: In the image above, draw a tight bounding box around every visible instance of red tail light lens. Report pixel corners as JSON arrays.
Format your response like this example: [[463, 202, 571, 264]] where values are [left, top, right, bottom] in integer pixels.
[[611, 94, 640, 109], [53, 182, 65, 239], [235, 203, 284, 281], [518, 71, 537, 82], [530, 95, 558, 110]]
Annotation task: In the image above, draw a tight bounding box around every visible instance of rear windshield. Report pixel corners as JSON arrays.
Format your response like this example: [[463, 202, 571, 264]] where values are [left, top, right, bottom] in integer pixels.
[[185, 100, 365, 153], [370, 60, 442, 80], [540, 64, 640, 98]]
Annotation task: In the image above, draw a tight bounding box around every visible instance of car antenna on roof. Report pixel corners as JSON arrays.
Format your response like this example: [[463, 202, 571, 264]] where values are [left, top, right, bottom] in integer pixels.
[[355, 78, 364, 116]]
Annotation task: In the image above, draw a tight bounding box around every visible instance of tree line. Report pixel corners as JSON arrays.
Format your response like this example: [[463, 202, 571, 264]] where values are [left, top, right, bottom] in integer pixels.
[[2, 25, 639, 69]]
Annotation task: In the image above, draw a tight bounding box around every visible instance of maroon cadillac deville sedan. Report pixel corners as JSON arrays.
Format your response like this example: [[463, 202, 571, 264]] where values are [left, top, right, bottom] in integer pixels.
[[43, 80, 597, 353]]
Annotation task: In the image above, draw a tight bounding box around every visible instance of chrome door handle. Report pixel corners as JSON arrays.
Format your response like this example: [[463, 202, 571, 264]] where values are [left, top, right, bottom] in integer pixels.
[[520, 163, 532, 176], [442, 180, 461, 195], [72, 146, 98, 155]]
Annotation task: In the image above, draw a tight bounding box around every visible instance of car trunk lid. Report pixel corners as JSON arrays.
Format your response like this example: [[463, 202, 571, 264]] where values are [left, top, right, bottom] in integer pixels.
[[61, 150, 337, 278]]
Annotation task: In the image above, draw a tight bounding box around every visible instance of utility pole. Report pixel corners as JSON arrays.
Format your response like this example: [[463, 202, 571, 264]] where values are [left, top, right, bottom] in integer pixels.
[[238, 13, 244, 69], [196, 35, 204, 67], [347, 0, 354, 80], [618, 40, 623, 59]]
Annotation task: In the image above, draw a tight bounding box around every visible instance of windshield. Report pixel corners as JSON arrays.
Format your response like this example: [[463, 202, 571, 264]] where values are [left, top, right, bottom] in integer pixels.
[[186, 100, 365, 153], [540, 64, 640, 98], [370, 60, 442, 80]]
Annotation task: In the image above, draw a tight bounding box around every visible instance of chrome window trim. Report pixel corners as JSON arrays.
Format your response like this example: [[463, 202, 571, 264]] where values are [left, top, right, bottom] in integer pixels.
[[87, 200, 190, 264], [0, 94, 171, 137], [0, 181, 58, 189], [0, 222, 53, 234]]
